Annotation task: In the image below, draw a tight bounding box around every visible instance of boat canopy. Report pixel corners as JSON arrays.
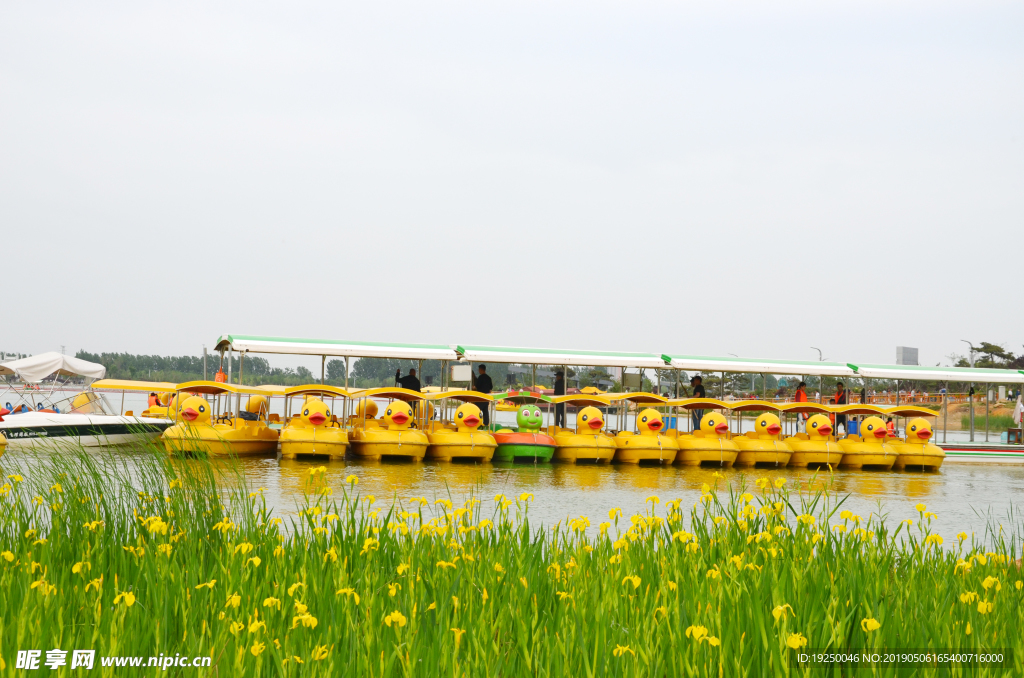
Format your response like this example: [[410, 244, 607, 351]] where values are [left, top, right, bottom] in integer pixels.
[[831, 404, 886, 416], [360, 387, 427, 402], [778, 402, 832, 414], [662, 354, 856, 378], [174, 380, 272, 396], [283, 385, 351, 398], [606, 392, 667, 404], [663, 397, 731, 410], [492, 390, 553, 404], [884, 405, 939, 418], [727, 399, 783, 412], [216, 335, 459, 361], [550, 394, 612, 407], [423, 390, 493, 403], [456, 345, 665, 369], [0, 352, 106, 383], [90, 379, 178, 393], [847, 363, 1024, 384]]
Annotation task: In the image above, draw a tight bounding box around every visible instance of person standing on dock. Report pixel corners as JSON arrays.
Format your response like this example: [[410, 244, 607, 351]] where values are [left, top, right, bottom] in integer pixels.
[[396, 368, 421, 392], [554, 370, 566, 427], [690, 376, 706, 430], [472, 364, 493, 427], [834, 381, 848, 435]]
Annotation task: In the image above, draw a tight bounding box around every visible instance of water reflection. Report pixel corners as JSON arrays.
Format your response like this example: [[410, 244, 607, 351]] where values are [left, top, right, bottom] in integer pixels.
[[6, 442, 1022, 542]]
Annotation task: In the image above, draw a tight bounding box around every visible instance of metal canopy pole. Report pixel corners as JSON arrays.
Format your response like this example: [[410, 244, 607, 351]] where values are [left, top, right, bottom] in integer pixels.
[[985, 382, 990, 443], [236, 352, 244, 429], [942, 388, 948, 444], [345, 357, 350, 390], [970, 380, 975, 442], [321, 356, 326, 385]]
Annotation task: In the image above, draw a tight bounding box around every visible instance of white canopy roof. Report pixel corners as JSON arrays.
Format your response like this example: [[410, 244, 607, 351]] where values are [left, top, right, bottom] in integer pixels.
[[849, 363, 1024, 384], [215, 335, 459, 361], [0, 352, 106, 384], [456, 345, 666, 369], [662, 354, 857, 378]]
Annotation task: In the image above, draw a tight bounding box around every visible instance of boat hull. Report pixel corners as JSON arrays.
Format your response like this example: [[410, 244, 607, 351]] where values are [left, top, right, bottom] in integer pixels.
[[1, 413, 170, 449], [612, 434, 678, 464], [784, 439, 844, 467], [838, 441, 897, 470], [890, 442, 945, 471], [279, 426, 348, 460], [733, 438, 792, 467], [162, 422, 279, 456], [553, 433, 616, 463], [426, 431, 497, 462], [349, 428, 429, 461], [492, 431, 555, 462], [674, 436, 739, 467]]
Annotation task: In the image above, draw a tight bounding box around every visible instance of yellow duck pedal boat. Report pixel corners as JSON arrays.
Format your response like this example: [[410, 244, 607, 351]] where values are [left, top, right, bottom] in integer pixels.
[[673, 412, 739, 467], [733, 413, 792, 467], [784, 414, 843, 467], [613, 408, 677, 464], [349, 398, 428, 462], [426, 403, 496, 462], [890, 417, 945, 471], [280, 396, 348, 460], [838, 416, 897, 470], [163, 395, 279, 456], [553, 406, 616, 463]]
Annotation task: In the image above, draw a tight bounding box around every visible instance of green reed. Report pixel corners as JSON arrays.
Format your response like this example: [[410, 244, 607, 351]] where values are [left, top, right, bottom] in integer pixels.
[[960, 414, 1017, 432], [0, 440, 1022, 677]]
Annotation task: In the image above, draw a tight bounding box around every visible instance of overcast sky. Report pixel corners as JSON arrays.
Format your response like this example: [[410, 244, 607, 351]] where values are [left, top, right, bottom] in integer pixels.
[[2, 0, 1021, 368]]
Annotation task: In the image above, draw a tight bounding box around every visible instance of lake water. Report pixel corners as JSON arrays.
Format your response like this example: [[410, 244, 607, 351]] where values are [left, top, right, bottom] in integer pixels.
[[252, 458, 1024, 542], [6, 389, 1020, 545], [5, 434, 1022, 547]]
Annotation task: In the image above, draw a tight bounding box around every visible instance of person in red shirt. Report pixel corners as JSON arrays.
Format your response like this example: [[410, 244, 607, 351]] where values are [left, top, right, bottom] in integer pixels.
[[794, 381, 809, 431]]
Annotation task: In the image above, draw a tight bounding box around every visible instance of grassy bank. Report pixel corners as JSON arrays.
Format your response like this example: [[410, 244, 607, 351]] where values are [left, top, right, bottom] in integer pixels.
[[960, 414, 1017, 433], [1, 443, 1022, 676]]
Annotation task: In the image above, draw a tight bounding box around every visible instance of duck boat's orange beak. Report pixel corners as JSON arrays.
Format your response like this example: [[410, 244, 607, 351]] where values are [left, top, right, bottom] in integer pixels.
[[917, 429, 932, 439], [588, 418, 603, 429], [873, 428, 886, 438], [391, 412, 409, 425], [715, 423, 729, 434], [648, 420, 662, 430], [308, 412, 327, 425], [817, 425, 832, 435], [766, 424, 781, 434], [182, 408, 198, 421], [463, 415, 480, 427]]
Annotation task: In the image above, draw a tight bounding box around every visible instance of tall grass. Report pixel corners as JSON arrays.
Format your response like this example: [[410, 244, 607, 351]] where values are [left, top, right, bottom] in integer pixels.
[[0, 440, 1022, 676], [960, 414, 1017, 432]]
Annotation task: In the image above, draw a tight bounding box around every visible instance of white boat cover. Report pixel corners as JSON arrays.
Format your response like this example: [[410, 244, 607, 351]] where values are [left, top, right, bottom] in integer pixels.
[[0, 352, 106, 384]]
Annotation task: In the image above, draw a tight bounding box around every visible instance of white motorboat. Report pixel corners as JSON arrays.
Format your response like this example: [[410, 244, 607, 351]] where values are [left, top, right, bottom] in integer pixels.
[[0, 411, 171, 448], [0, 352, 171, 449]]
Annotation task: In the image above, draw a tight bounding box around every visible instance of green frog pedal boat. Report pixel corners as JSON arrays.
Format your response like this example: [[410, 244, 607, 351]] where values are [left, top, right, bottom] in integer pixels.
[[492, 391, 556, 462]]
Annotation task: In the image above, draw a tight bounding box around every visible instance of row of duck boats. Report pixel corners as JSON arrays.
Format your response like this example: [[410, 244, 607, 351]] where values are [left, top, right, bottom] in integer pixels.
[[112, 382, 945, 472]]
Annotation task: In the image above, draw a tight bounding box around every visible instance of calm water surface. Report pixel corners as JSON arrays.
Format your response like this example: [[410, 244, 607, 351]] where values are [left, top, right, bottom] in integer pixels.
[[8, 434, 1023, 543], [227, 456, 1024, 542]]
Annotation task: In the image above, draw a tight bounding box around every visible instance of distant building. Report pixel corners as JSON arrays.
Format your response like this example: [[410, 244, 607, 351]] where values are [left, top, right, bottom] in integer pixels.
[[896, 347, 919, 366]]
